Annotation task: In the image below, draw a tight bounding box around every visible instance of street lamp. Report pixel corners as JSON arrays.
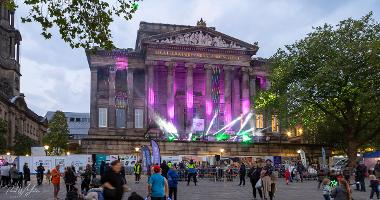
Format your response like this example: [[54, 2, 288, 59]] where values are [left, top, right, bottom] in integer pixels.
[[66, 152, 71, 156], [220, 148, 225, 155], [44, 145, 49, 156], [26, 154, 29, 157], [6, 152, 10, 156], [135, 147, 140, 161], [297, 149, 301, 154]]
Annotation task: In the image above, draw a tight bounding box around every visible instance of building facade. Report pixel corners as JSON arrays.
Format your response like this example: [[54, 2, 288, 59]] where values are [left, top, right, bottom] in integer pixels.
[[86, 20, 283, 143], [0, 3, 47, 148], [45, 111, 90, 139]]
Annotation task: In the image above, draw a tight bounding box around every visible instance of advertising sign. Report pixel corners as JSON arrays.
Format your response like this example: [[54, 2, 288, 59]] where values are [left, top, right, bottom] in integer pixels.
[[192, 118, 205, 131]]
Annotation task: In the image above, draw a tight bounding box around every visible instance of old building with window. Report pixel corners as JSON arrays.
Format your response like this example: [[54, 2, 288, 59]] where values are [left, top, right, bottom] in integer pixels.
[[0, 3, 47, 149]]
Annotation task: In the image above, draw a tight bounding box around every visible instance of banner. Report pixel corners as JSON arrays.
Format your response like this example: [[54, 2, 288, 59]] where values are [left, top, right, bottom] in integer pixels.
[[322, 147, 326, 168], [299, 149, 307, 167], [141, 145, 152, 172], [273, 156, 282, 168], [151, 140, 161, 165]]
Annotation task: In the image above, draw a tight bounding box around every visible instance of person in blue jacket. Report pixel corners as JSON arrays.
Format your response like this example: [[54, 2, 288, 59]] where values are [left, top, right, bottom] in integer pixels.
[[167, 163, 179, 200]]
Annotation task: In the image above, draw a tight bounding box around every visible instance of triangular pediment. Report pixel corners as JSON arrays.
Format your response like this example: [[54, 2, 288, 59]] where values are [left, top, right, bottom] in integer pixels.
[[143, 26, 258, 51]]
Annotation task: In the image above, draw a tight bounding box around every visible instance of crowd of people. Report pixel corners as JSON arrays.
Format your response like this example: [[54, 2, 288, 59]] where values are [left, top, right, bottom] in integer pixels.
[[1, 158, 380, 200]]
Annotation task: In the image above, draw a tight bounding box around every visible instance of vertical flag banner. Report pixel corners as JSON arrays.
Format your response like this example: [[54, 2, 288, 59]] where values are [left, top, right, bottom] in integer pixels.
[[300, 149, 307, 167], [322, 147, 326, 168], [141, 145, 152, 172], [151, 140, 161, 165]]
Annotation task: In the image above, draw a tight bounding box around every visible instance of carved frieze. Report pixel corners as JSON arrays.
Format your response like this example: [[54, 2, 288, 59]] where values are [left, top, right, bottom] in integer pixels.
[[153, 31, 246, 50]]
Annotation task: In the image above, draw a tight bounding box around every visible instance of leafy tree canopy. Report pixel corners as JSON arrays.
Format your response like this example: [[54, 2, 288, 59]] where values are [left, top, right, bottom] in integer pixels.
[[43, 110, 69, 155], [256, 12, 380, 167], [13, 133, 37, 155], [3, 0, 141, 49]]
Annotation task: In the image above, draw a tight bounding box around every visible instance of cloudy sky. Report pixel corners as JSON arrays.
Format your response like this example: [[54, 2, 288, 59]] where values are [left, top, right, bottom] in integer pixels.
[[14, 0, 380, 116]]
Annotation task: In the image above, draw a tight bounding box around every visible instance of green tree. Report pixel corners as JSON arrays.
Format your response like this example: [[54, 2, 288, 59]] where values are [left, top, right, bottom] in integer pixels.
[[3, 0, 141, 49], [256, 13, 380, 167], [0, 119, 7, 154], [13, 133, 37, 155], [43, 111, 69, 155]]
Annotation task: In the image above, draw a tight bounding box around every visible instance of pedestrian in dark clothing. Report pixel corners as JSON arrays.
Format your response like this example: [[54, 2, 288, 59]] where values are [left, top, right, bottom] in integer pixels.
[[120, 164, 126, 184], [369, 175, 379, 199], [36, 163, 45, 185], [92, 164, 97, 179], [81, 164, 92, 194], [248, 163, 263, 200], [101, 160, 126, 200], [10, 164, 18, 186], [64, 167, 76, 192], [128, 192, 144, 200], [100, 161, 106, 178], [17, 172, 23, 188], [374, 160, 380, 178], [355, 162, 367, 192], [160, 160, 169, 179], [296, 161, 305, 182], [168, 164, 179, 200], [23, 163, 30, 186], [238, 163, 246, 186]]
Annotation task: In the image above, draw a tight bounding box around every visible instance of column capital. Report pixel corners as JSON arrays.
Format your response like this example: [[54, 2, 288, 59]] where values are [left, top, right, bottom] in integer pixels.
[[185, 62, 196, 69], [109, 65, 116, 73], [164, 61, 176, 67], [204, 64, 215, 70], [223, 65, 234, 71], [241, 67, 250, 73], [145, 60, 159, 66]]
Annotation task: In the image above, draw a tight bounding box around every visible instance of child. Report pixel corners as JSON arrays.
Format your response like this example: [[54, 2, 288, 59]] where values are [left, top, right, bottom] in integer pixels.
[[284, 169, 290, 185], [17, 172, 23, 188], [322, 178, 331, 200], [295, 170, 301, 182], [46, 169, 51, 184], [369, 175, 379, 200]]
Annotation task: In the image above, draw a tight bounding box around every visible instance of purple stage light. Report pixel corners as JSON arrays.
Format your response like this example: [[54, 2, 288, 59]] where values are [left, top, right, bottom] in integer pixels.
[[168, 104, 174, 119], [206, 100, 212, 116], [186, 91, 193, 108], [115, 57, 128, 71], [242, 99, 250, 114], [148, 88, 155, 105]]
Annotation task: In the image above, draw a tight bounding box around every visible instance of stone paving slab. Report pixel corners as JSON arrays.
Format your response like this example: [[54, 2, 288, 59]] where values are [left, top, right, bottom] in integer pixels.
[[0, 175, 371, 200]]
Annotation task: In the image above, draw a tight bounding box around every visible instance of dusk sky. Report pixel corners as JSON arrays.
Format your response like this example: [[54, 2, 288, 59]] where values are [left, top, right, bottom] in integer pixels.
[[14, 0, 380, 116]]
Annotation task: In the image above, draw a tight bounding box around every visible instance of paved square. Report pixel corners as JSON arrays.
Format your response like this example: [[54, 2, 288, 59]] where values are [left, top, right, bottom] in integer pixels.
[[0, 175, 371, 200]]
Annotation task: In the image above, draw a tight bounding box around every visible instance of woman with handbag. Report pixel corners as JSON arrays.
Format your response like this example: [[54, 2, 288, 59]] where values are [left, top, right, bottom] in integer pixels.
[[101, 160, 128, 200], [248, 162, 263, 200]]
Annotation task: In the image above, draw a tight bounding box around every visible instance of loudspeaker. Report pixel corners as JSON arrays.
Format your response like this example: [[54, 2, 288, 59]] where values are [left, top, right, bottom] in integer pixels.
[[215, 154, 221, 161]]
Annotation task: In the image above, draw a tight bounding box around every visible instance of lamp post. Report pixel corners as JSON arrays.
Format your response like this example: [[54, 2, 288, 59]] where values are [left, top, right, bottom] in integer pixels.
[[67, 152, 71, 156], [44, 145, 49, 156]]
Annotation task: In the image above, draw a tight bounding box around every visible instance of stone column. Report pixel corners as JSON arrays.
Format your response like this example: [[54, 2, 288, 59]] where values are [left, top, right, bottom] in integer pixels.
[[223, 66, 233, 126], [185, 63, 196, 133], [232, 69, 241, 121], [90, 68, 98, 129], [204, 64, 213, 131], [127, 68, 134, 128], [108, 66, 116, 128], [146, 61, 156, 126], [241, 67, 250, 115], [165, 62, 176, 121], [249, 70, 257, 130]]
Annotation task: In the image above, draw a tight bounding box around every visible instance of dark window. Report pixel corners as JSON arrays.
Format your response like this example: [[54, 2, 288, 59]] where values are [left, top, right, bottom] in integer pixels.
[[69, 118, 75, 122], [75, 118, 81, 122]]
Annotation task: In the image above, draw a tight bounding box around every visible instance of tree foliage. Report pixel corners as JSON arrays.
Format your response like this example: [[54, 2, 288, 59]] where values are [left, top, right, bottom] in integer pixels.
[[256, 13, 380, 167], [43, 110, 69, 155], [13, 133, 37, 155], [0, 119, 7, 154], [4, 0, 141, 49]]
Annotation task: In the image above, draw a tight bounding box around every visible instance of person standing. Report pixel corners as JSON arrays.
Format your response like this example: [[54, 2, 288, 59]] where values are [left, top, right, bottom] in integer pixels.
[[238, 162, 246, 186], [248, 162, 263, 200], [374, 160, 380, 178], [102, 160, 127, 200], [296, 161, 306, 182], [355, 161, 367, 192], [23, 163, 30, 186], [64, 167, 76, 192], [148, 165, 169, 200], [51, 165, 62, 200], [331, 179, 352, 200], [36, 163, 45, 185], [100, 161, 106, 179], [262, 159, 275, 200], [81, 164, 92, 194], [160, 160, 169, 179], [1, 163, 10, 187], [167, 164, 179, 200], [369, 175, 379, 200], [322, 178, 331, 200], [10, 164, 18, 186], [134, 160, 142, 184], [186, 159, 197, 186]]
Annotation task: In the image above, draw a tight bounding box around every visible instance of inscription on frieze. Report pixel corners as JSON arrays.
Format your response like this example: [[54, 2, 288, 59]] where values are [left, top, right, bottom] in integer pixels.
[[153, 49, 242, 61]]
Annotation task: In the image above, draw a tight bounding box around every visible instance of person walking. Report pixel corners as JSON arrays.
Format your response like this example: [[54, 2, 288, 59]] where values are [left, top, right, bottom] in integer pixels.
[[167, 163, 179, 200], [148, 165, 169, 200], [46, 169, 51, 184], [81, 164, 92, 194], [23, 163, 30, 186], [331, 179, 352, 200], [10, 164, 18, 186], [64, 167, 76, 192], [102, 160, 127, 200], [262, 159, 275, 200], [160, 160, 169, 179], [296, 160, 306, 182], [369, 175, 379, 200], [100, 161, 106, 179], [355, 161, 367, 192], [322, 178, 331, 200], [134, 160, 142, 184], [51, 165, 62, 200], [238, 162, 246, 186], [374, 160, 380, 178], [36, 163, 45, 185], [248, 162, 263, 200], [1, 163, 10, 188], [186, 159, 197, 186]]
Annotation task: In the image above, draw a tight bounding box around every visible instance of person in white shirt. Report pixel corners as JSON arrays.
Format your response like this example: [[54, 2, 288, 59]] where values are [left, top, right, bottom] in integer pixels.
[[1, 163, 11, 187]]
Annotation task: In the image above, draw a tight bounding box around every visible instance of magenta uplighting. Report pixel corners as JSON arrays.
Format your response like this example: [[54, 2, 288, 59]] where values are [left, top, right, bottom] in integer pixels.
[[167, 104, 175, 119], [148, 88, 155, 105], [206, 100, 212, 116], [115, 56, 128, 70], [186, 91, 193, 108], [242, 99, 250, 114]]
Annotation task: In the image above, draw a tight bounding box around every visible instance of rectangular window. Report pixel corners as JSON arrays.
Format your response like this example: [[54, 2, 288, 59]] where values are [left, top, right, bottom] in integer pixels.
[[256, 114, 264, 129], [134, 109, 143, 128], [69, 118, 75, 122], [116, 108, 126, 128], [98, 108, 108, 127], [271, 115, 279, 132], [75, 118, 81, 122]]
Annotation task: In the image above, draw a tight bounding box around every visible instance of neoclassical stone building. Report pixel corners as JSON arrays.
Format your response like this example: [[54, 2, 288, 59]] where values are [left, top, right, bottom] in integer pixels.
[[83, 20, 313, 156], [0, 3, 47, 149]]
